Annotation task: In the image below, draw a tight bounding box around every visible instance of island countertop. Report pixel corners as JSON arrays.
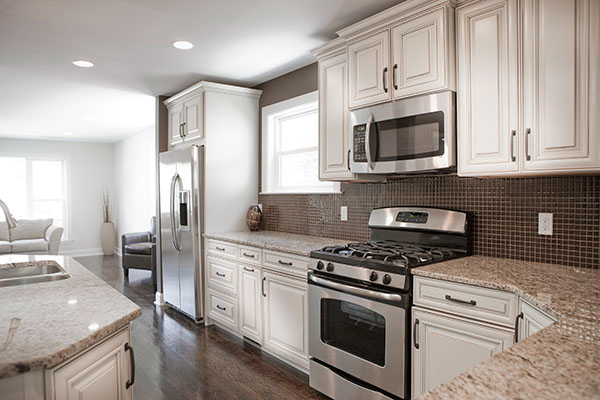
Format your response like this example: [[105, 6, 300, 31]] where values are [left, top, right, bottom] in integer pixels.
[[0, 255, 141, 379], [412, 256, 600, 399]]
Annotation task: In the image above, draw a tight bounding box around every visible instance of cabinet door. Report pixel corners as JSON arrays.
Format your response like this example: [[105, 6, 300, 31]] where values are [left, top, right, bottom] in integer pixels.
[[51, 328, 132, 400], [184, 94, 204, 141], [456, 0, 520, 176], [169, 103, 184, 147], [239, 264, 262, 343], [391, 7, 447, 99], [412, 308, 513, 399], [318, 53, 353, 180], [348, 31, 391, 108], [522, 0, 600, 172], [262, 271, 309, 369], [518, 299, 556, 340]]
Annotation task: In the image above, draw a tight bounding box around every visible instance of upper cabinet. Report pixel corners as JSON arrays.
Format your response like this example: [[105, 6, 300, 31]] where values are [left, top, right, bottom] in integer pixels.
[[458, 0, 599, 176], [348, 31, 391, 108], [167, 94, 203, 147]]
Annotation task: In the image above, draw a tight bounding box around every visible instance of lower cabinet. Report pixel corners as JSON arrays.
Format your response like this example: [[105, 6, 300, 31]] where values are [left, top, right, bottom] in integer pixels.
[[48, 327, 133, 400], [262, 270, 309, 369], [517, 299, 556, 341], [239, 263, 262, 343], [412, 307, 513, 399]]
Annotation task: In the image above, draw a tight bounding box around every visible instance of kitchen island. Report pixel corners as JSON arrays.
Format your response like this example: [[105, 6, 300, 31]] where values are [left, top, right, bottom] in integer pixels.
[[0, 255, 141, 399]]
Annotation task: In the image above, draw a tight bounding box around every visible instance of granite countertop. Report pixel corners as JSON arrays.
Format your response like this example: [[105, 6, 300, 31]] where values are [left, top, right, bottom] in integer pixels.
[[0, 255, 141, 379], [412, 256, 600, 399], [204, 230, 349, 256]]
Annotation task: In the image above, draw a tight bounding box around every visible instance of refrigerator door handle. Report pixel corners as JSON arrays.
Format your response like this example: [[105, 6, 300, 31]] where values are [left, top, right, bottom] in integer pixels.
[[170, 173, 181, 251]]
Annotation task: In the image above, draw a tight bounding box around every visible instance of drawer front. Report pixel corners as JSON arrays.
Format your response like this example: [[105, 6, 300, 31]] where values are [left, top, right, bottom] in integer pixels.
[[206, 239, 237, 258], [413, 277, 517, 328], [264, 250, 309, 277], [207, 256, 237, 292], [208, 291, 237, 330], [238, 245, 262, 265]]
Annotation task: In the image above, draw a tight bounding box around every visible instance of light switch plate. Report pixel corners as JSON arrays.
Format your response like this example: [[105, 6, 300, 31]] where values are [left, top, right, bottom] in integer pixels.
[[538, 213, 553, 235], [340, 206, 348, 221]]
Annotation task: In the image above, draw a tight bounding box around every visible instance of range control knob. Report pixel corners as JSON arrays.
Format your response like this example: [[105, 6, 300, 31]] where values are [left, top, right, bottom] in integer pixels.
[[326, 263, 335, 272], [316, 261, 324, 270], [382, 274, 392, 285], [369, 271, 378, 282]]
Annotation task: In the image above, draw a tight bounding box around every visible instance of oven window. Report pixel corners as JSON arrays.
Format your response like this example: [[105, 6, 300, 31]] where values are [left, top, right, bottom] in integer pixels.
[[321, 299, 386, 366], [374, 111, 444, 161]]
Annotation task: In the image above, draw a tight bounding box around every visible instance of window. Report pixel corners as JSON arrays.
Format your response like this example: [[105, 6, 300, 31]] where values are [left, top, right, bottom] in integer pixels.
[[0, 156, 69, 238], [262, 91, 339, 194]]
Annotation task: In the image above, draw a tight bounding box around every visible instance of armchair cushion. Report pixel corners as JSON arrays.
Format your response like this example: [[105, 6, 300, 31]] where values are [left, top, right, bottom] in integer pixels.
[[0, 241, 10, 254], [122, 232, 151, 246], [11, 239, 48, 253], [124, 242, 153, 256], [10, 218, 53, 241]]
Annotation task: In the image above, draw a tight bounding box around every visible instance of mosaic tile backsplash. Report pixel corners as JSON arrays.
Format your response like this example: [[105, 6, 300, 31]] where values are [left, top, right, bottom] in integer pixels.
[[258, 175, 600, 268]]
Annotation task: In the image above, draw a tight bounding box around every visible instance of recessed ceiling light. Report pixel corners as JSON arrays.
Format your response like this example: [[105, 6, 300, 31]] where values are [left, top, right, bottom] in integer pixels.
[[173, 41, 194, 50], [72, 60, 94, 68], [61, 131, 73, 136]]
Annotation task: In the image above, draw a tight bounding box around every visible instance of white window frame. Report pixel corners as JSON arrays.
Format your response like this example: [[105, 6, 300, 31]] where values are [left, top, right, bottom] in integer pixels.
[[261, 91, 340, 194], [0, 152, 71, 240]]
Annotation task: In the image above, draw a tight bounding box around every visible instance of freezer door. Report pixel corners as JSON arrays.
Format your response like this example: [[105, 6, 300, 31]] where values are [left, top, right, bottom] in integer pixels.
[[160, 150, 181, 309]]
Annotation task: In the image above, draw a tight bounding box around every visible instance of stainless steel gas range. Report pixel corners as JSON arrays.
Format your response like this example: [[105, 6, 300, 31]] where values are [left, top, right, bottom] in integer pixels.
[[308, 207, 470, 400]]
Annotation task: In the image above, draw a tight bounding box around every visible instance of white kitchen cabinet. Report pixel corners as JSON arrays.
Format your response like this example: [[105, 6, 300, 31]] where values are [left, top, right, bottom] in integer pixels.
[[457, 0, 520, 176], [517, 299, 556, 342], [239, 263, 262, 343], [412, 307, 514, 399], [522, 0, 600, 173], [48, 327, 133, 400], [348, 31, 391, 109], [262, 270, 309, 370], [318, 52, 353, 180], [183, 94, 204, 142], [168, 103, 184, 146], [391, 6, 454, 99]]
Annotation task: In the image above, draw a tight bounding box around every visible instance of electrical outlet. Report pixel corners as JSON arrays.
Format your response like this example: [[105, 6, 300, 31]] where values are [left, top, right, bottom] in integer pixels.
[[340, 206, 348, 221], [538, 213, 553, 235]]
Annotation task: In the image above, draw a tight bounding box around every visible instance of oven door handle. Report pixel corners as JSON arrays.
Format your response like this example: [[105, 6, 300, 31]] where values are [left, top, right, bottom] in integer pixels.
[[308, 272, 405, 305]]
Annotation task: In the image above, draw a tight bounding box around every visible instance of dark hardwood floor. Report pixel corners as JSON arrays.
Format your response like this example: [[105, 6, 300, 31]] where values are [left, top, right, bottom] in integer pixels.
[[75, 255, 326, 400]]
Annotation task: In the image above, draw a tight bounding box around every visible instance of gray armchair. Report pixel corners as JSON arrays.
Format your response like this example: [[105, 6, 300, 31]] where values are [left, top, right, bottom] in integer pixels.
[[121, 217, 156, 290]]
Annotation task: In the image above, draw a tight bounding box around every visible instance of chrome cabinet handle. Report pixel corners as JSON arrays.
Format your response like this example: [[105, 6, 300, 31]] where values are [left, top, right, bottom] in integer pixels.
[[179, 123, 184, 138], [278, 260, 293, 266], [445, 294, 476, 306], [242, 252, 255, 258], [413, 319, 419, 349], [393, 64, 398, 90], [383, 67, 388, 93], [215, 272, 226, 277], [124, 343, 135, 389], [526, 128, 532, 161], [365, 113, 375, 170], [215, 246, 225, 251], [511, 130, 517, 162], [262, 277, 266, 297], [243, 267, 255, 272], [216, 305, 226, 311], [514, 312, 524, 343]]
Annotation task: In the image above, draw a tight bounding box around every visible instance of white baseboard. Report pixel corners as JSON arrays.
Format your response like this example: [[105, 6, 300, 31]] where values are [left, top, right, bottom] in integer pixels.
[[154, 292, 165, 306], [59, 248, 109, 257], [114, 247, 122, 257]]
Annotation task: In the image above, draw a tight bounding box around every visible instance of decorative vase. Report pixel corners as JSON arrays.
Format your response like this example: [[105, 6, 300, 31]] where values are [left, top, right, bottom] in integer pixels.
[[246, 205, 262, 232], [101, 222, 115, 255]]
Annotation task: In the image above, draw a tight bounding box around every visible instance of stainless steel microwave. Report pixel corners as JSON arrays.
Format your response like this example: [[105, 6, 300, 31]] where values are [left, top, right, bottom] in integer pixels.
[[349, 91, 455, 174]]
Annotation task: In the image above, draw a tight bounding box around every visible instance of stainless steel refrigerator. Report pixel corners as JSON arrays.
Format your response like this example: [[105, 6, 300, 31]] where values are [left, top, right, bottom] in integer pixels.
[[159, 145, 203, 322]]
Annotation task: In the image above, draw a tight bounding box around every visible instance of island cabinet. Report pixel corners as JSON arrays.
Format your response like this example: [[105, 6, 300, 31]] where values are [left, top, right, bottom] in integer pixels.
[[457, 0, 600, 176], [516, 298, 556, 342], [204, 239, 310, 371]]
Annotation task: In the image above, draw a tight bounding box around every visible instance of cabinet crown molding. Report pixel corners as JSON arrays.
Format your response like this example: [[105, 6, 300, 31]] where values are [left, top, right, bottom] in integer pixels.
[[164, 81, 262, 106], [310, 37, 346, 59]]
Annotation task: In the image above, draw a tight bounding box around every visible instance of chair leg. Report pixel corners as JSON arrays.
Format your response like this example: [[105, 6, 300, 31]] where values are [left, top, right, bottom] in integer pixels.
[[124, 268, 129, 278]]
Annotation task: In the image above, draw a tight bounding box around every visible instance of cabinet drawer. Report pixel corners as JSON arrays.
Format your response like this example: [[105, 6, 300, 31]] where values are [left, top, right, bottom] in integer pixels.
[[208, 291, 238, 330], [413, 277, 517, 328], [206, 239, 237, 258], [207, 256, 237, 292], [238, 245, 261, 265], [264, 250, 309, 277]]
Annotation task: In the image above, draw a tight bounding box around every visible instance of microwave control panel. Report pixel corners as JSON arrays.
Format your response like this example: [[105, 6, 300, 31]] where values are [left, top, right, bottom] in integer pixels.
[[353, 124, 367, 162]]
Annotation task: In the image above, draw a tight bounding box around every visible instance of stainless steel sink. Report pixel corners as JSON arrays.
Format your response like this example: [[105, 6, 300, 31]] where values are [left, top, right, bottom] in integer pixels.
[[0, 261, 70, 287]]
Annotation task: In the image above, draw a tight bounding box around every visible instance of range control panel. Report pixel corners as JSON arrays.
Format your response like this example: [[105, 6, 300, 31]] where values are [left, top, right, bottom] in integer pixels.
[[353, 124, 367, 162], [396, 211, 429, 224]]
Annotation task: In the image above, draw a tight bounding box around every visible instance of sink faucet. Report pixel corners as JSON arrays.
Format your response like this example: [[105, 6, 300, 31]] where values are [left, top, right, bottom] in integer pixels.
[[0, 199, 17, 228]]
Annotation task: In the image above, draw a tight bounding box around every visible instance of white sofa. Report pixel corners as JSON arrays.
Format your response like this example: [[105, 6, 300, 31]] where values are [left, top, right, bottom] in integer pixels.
[[0, 218, 64, 255]]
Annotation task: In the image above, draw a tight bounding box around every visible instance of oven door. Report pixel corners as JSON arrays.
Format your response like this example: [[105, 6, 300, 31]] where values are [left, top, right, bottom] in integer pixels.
[[308, 272, 409, 399], [350, 90, 455, 174]]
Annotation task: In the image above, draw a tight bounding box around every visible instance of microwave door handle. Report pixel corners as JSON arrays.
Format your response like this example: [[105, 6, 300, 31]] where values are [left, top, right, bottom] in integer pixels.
[[365, 113, 375, 170]]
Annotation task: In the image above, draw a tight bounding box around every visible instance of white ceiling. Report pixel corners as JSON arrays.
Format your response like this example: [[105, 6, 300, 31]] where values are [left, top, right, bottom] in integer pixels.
[[0, 0, 402, 143]]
